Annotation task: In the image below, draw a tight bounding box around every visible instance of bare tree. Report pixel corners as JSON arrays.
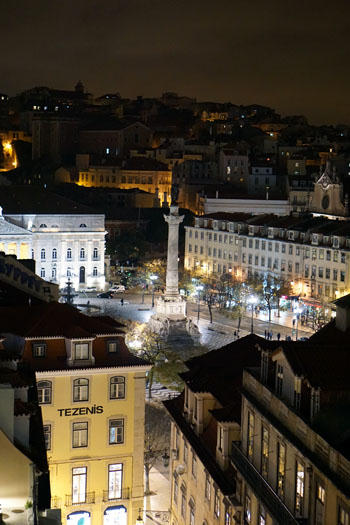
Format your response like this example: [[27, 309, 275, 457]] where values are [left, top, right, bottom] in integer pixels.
[[144, 402, 171, 495]]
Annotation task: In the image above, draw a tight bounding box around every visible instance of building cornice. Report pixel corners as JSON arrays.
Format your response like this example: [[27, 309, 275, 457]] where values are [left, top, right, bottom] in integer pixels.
[[35, 365, 151, 377]]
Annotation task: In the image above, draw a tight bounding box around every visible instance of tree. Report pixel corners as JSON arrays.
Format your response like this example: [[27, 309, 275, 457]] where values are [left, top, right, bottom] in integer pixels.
[[144, 402, 171, 494]]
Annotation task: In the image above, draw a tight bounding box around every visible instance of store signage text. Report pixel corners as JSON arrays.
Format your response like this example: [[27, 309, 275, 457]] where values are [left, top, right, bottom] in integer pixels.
[[57, 405, 104, 416]]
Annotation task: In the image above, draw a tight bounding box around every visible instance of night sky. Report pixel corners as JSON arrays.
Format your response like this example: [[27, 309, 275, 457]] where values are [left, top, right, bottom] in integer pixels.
[[1, 0, 350, 124]]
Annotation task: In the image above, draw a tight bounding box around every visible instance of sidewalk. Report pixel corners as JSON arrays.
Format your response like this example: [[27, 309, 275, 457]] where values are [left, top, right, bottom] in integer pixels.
[[253, 308, 314, 333], [144, 463, 171, 525]]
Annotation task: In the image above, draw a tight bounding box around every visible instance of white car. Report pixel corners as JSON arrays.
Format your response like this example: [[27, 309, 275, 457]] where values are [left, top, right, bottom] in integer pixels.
[[109, 285, 126, 293]]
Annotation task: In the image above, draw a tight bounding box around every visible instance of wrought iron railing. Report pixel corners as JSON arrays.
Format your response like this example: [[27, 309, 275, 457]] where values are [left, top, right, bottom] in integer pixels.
[[102, 487, 130, 502], [65, 492, 95, 506]]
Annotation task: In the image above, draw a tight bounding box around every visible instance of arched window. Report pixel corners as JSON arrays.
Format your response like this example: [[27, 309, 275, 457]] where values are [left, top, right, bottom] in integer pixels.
[[37, 381, 52, 404], [52, 248, 57, 259], [79, 266, 85, 283], [93, 247, 98, 259], [80, 247, 85, 260], [80, 224, 87, 228], [41, 248, 46, 259], [73, 378, 89, 402], [39, 224, 47, 228], [67, 247, 72, 259], [40, 268, 45, 278], [110, 376, 125, 399], [93, 266, 98, 277]]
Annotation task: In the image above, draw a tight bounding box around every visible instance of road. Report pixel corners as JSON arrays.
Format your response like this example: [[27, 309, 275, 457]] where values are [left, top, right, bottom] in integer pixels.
[[75, 291, 313, 343]]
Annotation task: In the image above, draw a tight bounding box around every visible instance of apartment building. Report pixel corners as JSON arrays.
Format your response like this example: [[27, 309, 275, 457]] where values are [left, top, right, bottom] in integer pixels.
[[231, 296, 350, 524], [163, 334, 264, 525], [184, 213, 350, 302], [0, 301, 150, 525]]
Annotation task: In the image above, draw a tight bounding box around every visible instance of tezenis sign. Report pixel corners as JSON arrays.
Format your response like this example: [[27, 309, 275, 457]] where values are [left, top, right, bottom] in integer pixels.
[[57, 405, 104, 416]]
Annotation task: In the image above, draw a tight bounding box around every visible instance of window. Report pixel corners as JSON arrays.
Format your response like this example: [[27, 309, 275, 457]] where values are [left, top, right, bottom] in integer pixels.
[[110, 377, 125, 399], [317, 483, 325, 504], [109, 419, 124, 444], [52, 248, 57, 259], [289, 245, 293, 255], [341, 271, 345, 282], [189, 498, 195, 525], [72, 467, 87, 504], [205, 475, 211, 501], [275, 243, 279, 253], [334, 269, 338, 281], [295, 461, 305, 516], [39, 224, 47, 228], [225, 510, 230, 525], [43, 424, 51, 450], [93, 266, 98, 277], [277, 442, 286, 498], [259, 505, 266, 525], [276, 364, 283, 396], [214, 490, 220, 518], [181, 484, 186, 518], [326, 268, 330, 279], [32, 342, 46, 358], [261, 426, 269, 478], [247, 412, 254, 460], [80, 247, 86, 259], [173, 472, 179, 504], [107, 339, 119, 353], [67, 267, 72, 277], [108, 463, 123, 500], [93, 247, 98, 259], [192, 454, 197, 479], [319, 267, 324, 278], [326, 250, 331, 261], [37, 381, 52, 404], [74, 343, 89, 360], [40, 268, 45, 278], [244, 494, 251, 524], [52, 268, 56, 279], [72, 422, 88, 448], [67, 247, 72, 259], [338, 504, 350, 525], [73, 378, 89, 402], [294, 377, 302, 410], [183, 440, 188, 464], [80, 224, 87, 228]]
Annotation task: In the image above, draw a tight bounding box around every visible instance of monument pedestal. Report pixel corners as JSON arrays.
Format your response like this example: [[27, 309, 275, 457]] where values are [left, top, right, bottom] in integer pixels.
[[149, 295, 200, 344]]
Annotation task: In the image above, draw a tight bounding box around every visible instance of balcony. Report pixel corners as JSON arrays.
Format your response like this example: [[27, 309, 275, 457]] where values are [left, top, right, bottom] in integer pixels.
[[102, 488, 130, 502], [65, 492, 95, 506], [230, 442, 303, 525]]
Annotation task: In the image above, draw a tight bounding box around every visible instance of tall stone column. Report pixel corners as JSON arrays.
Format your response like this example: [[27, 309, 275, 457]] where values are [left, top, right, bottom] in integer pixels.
[[164, 206, 184, 297]]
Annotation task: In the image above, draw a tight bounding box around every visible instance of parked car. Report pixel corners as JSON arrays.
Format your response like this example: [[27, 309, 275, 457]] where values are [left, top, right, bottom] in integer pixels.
[[98, 291, 114, 299], [109, 285, 126, 293]]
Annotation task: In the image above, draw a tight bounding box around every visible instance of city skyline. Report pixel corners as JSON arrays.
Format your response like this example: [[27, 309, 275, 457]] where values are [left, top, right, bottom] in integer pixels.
[[1, 0, 349, 125]]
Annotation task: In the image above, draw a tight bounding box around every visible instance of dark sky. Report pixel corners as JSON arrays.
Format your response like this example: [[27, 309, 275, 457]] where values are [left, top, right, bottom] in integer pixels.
[[1, 0, 350, 124]]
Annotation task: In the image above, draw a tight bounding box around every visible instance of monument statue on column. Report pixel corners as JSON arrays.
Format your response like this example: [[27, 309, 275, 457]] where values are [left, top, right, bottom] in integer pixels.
[[149, 184, 199, 343]]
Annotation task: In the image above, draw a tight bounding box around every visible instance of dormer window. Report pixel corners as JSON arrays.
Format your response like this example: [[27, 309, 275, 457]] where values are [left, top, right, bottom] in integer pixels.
[[107, 339, 119, 353], [213, 221, 218, 230], [32, 341, 47, 358], [39, 224, 47, 228], [74, 342, 89, 360], [333, 237, 339, 248], [312, 234, 318, 245], [80, 224, 87, 228], [288, 231, 294, 240]]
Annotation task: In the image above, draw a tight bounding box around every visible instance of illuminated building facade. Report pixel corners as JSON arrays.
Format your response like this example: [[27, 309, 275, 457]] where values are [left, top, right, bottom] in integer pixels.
[[0, 302, 150, 525], [184, 213, 350, 302], [0, 189, 106, 290], [0, 129, 31, 171]]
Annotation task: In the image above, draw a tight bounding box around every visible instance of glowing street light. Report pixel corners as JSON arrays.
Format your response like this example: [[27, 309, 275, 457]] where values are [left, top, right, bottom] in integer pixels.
[[247, 295, 258, 334]]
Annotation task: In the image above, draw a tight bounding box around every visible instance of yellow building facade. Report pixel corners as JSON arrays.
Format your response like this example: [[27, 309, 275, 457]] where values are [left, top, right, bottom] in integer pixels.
[[12, 301, 150, 525]]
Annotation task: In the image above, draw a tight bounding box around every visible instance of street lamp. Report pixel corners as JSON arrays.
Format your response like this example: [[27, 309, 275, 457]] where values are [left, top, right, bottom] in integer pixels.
[[196, 285, 204, 322], [150, 274, 158, 308], [248, 295, 258, 334]]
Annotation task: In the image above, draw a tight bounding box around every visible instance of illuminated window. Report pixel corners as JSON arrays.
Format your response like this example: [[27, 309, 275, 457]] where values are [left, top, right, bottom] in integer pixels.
[[37, 381, 52, 404], [295, 461, 305, 516], [109, 419, 124, 444], [73, 378, 89, 402], [108, 463, 123, 500], [72, 467, 87, 503], [247, 411, 254, 460], [74, 343, 89, 360], [107, 340, 119, 353], [110, 377, 125, 399], [277, 442, 286, 498], [32, 342, 47, 358], [72, 422, 88, 448]]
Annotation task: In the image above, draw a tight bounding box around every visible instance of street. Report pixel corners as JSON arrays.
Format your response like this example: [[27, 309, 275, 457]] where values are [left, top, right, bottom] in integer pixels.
[[74, 291, 313, 348]]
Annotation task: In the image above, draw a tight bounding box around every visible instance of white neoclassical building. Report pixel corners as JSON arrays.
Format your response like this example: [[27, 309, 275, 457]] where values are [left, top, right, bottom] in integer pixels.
[[0, 206, 106, 290]]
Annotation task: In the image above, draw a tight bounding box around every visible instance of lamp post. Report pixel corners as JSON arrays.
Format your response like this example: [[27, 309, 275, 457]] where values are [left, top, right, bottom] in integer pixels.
[[196, 285, 203, 322], [248, 295, 258, 334], [150, 274, 158, 308]]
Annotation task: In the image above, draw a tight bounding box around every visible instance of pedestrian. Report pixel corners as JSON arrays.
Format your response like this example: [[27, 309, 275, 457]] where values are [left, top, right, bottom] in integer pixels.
[[293, 318, 296, 327], [120, 298, 124, 306], [234, 330, 237, 339], [269, 331, 273, 340], [277, 333, 281, 341], [264, 329, 267, 339]]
